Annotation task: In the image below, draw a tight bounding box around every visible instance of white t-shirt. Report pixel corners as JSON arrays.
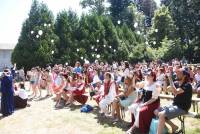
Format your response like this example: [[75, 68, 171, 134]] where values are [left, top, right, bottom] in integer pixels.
[[16, 89, 28, 100], [156, 73, 165, 86], [195, 73, 200, 83], [124, 68, 130, 78], [144, 82, 160, 99]]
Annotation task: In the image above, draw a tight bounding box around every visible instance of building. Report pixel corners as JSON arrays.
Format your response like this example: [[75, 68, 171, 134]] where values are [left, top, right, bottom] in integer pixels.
[[0, 43, 16, 71]]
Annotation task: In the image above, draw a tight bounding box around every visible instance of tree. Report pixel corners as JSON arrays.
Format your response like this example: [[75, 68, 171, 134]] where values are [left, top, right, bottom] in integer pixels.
[[148, 6, 176, 48], [108, 0, 134, 26], [162, 0, 200, 62], [80, 0, 106, 15], [156, 37, 184, 61], [12, 0, 58, 70], [135, 0, 157, 17], [54, 10, 79, 64]]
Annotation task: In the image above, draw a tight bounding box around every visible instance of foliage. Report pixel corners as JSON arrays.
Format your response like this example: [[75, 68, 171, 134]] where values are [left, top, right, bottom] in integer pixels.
[[148, 6, 176, 48], [162, 0, 200, 62], [12, 0, 58, 70], [12, 0, 200, 68]]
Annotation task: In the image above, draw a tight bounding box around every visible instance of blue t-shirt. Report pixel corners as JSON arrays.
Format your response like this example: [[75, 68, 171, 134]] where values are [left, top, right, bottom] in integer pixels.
[[74, 67, 82, 73]]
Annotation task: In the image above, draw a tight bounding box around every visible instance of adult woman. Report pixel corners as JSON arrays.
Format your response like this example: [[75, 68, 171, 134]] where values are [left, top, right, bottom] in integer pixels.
[[0, 68, 14, 116], [111, 75, 137, 122], [14, 83, 28, 108], [65, 73, 87, 106], [29, 68, 37, 98], [127, 70, 161, 134], [35, 67, 42, 98], [156, 67, 167, 93], [52, 69, 65, 108], [99, 72, 117, 116]]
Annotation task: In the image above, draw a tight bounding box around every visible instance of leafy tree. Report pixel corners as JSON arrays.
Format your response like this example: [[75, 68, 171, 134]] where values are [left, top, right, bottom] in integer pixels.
[[12, 0, 58, 70], [54, 10, 79, 64], [80, 0, 106, 15], [148, 6, 176, 48], [135, 0, 157, 17], [162, 0, 200, 62], [108, 0, 134, 26], [159, 37, 184, 61]]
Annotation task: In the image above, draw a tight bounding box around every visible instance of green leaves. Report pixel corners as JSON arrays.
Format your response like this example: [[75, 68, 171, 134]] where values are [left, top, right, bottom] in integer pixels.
[[12, 0, 58, 70]]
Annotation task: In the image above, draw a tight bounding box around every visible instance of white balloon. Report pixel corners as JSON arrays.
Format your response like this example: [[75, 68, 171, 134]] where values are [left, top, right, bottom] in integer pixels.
[[77, 49, 79, 52], [44, 23, 47, 27], [96, 54, 100, 58], [153, 41, 156, 45], [31, 31, 34, 34], [95, 48, 97, 51], [145, 41, 148, 45], [51, 39, 54, 43], [48, 24, 51, 27], [137, 31, 141, 35], [96, 39, 99, 43], [114, 49, 116, 52], [36, 35, 39, 38], [134, 22, 138, 28], [51, 51, 54, 54], [91, 46, 94, 49], [81, 57, 83, 59], [38, 30, 43, 36], [155, 29, 158, 33], [103, 45, 106, 47], [117, 20, 121, 25], [109, 46, 112, 48]]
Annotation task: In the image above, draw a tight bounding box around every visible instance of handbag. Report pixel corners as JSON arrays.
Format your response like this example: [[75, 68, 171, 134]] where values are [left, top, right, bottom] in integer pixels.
[[149, 118, 168, 134], [80, 104, 93, 113]]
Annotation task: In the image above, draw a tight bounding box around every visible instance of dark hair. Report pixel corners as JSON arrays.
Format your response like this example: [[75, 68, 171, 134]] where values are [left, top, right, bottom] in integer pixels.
[[182, 70, 190, 83], [105, 72, 112, 79], [124, 61, 129, 69], [19, 83, 25, 89], [148, 70, 157, 82]]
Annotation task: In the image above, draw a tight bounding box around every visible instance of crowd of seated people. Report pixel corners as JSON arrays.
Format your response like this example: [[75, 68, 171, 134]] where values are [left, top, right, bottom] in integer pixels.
[[1, 58, 199, 134]]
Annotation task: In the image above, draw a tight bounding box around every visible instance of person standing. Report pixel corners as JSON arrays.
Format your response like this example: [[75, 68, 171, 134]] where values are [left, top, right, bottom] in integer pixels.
[[0, 68, 14, 116]]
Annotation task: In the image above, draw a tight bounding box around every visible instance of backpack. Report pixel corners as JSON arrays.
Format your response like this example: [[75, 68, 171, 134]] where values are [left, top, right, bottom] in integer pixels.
[[80, 104, 93, 113], [149, 118, 168, 134]]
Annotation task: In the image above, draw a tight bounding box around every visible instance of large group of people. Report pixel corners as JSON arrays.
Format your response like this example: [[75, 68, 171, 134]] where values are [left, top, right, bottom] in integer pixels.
[[1, 58, 200, 134]]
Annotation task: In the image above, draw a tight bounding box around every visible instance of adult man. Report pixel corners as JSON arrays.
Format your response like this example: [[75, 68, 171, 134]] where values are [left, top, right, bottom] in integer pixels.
[[155, 68, 192, 134]]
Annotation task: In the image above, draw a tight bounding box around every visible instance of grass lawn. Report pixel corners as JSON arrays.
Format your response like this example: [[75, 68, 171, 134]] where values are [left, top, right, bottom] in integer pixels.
[[0, 89, 200, 134]]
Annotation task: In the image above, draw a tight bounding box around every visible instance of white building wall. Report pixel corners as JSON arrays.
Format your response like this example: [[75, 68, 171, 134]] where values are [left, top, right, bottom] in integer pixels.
[[0, 49, 13, 71]]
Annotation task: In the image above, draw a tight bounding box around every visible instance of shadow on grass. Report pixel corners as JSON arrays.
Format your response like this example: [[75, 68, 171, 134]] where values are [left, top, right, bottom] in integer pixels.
[[69, 104, 83, 111], [90, 106, 131, 131], [0, 115, 5, 120], [35, 95, 51, 101]]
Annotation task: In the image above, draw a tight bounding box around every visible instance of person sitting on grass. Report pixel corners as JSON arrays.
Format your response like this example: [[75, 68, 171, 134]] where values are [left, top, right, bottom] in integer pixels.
[[99, 72, 117, 116], [111, 74, 137, 122], [14, 83, 29, 108], [154, 68, 192, 134]]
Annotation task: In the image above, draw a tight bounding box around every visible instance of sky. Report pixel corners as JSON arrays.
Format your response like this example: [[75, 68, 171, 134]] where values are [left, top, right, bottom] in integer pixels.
[[0, 0, 160, 44]]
